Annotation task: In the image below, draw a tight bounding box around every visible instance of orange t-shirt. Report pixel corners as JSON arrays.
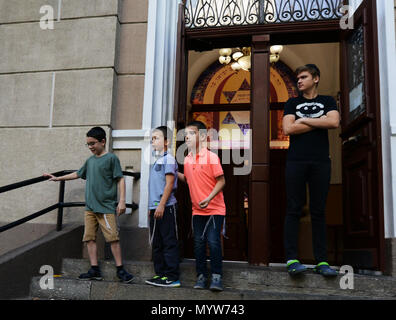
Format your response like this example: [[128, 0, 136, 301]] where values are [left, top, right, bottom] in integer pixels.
[[183, 148, 226, 216]]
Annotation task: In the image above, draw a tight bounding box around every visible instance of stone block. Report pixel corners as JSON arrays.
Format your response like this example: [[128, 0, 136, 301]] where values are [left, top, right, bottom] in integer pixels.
[[385, 238, 396, 276], [0, 17, 118, 73], [61, 0, 119, 19], [0, 72, 53, 127], [119, 0, 148, 23], [116, 23, 147, 74], [0, 0, 59, 24], [0, 0, 119, 24], [31, 277, 91, 300], [52, 69, 115, 126], [113, 75, 144, 129]]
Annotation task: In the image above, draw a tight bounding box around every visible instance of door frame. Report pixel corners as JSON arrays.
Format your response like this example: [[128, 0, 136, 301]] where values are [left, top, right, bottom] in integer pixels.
[[339, 0, 385, 271], [174, 2, 384, 267]]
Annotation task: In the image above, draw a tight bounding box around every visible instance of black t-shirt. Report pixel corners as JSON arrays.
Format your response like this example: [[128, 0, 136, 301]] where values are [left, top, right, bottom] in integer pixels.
[[283, 95, 338, 161]]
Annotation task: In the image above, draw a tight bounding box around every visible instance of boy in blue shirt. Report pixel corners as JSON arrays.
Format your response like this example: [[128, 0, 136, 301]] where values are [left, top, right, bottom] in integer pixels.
[[44, 127, 134, 283], [145, 126, 180, 287]]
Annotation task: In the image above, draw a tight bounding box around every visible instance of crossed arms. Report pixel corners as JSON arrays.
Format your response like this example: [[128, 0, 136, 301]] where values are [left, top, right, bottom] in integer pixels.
[[282, 110, 340, 136]]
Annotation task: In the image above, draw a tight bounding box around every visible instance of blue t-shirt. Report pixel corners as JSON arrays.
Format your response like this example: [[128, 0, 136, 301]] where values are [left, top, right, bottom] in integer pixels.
[[148, 152, 178, 209]]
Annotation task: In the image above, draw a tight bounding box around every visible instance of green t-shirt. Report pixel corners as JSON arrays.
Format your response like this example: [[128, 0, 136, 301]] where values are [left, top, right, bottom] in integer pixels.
[[77, 152, 123, 214]]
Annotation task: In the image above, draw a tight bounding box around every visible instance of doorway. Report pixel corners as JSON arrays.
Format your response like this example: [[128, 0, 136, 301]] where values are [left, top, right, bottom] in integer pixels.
[[179, 43, 343, 264], [174, 0, 384, 271]]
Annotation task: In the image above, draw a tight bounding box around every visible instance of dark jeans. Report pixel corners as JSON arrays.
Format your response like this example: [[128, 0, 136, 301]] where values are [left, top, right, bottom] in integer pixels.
[[193, 215, 224, 277], [149, 204, 180, 281], [284, 160, 331, 263]]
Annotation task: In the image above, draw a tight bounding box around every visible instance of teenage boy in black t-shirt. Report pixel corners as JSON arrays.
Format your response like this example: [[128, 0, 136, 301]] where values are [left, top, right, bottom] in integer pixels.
[[282, 64, 340, 277]]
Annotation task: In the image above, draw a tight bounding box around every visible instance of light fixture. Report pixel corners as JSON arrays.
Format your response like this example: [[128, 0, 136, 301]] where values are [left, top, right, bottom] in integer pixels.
[[269, 45, 283, 64], [218, 45, 283, 70]]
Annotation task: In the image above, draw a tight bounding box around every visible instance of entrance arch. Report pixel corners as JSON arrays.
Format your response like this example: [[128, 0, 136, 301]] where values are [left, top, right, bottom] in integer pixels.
[[191, 59, 297, 105], [182, 58, 298, 261]]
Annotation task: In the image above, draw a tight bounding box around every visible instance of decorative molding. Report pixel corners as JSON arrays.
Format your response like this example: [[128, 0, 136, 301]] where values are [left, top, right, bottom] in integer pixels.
[[185, 0, 344, 29], [112, 0, 180, 228]]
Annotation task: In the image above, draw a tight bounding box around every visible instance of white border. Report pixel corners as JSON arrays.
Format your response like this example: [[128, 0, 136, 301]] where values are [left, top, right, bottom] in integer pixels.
[[112, 0, 180, 228], [377, 0, 396, 238]]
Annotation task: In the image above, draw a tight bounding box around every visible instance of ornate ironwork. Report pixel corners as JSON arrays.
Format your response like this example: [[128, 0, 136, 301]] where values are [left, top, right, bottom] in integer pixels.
[[185, 0, 345, 28], [347, 24, 366, 122]]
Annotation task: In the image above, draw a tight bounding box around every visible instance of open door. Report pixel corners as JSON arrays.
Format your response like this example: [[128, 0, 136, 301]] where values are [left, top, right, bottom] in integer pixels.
[[340, 0, 385, 271], [173, 1, 193, 259]]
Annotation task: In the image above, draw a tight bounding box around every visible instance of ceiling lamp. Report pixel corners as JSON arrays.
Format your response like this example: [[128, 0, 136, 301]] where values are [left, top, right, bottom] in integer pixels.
[[270, 45, 283, 63], [218, 45, 283, 70]]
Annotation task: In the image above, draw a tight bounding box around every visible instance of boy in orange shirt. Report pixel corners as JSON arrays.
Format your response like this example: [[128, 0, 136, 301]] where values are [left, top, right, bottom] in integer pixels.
[[178, 121, 226, 291]]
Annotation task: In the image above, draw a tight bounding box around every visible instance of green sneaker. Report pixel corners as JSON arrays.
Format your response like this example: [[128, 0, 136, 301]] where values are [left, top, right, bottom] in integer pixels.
[[313, 262, 338, 277], [286, 260, 307, 275]]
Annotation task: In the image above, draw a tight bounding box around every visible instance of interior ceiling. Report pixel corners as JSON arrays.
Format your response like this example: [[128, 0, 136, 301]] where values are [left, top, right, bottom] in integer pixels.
[[187, 42, 340, 107], [187, 30, 341, 52]]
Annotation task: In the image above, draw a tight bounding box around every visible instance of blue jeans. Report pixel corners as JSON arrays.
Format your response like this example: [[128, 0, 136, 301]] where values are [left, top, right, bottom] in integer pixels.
[[193, 215, 224, 277]]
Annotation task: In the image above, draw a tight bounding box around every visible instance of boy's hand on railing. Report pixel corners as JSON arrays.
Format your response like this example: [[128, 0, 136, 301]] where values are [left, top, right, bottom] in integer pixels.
[[43, 173, 58, 181]]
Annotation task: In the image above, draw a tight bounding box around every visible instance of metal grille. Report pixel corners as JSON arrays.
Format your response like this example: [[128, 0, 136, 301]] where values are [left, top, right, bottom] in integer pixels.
[[185, 0, 344, 29]]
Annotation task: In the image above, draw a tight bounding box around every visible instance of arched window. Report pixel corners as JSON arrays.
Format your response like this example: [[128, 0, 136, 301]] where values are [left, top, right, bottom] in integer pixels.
[[190, 59, 297, 149]]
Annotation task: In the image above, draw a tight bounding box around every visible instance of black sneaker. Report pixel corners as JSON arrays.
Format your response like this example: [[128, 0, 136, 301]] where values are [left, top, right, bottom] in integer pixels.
[[145, 275, 161, 286], [117, 268, 134, 284], [151, 276, 181, 288], [78, 268, 103, 281]]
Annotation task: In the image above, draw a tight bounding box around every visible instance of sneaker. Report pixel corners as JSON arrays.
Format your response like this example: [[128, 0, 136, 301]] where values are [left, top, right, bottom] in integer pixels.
[[286, 260, 307, 276], [313, 262, 338, 277], [151, 276, 181, 288], [145, 275, 161, 286], [78, 267, 103, 281], [209, 274, 223, 292], [117, 268, 134, 284], [193, 274, 207, 289]]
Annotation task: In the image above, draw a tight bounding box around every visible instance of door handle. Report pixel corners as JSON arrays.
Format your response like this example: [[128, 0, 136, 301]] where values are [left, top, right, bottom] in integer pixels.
[[342, 135, 361, 146]]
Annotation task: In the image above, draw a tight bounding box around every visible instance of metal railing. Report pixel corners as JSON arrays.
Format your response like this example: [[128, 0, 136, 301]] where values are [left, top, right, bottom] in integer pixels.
[[184, 0, 345, 29], [0, 170, 140, 233]]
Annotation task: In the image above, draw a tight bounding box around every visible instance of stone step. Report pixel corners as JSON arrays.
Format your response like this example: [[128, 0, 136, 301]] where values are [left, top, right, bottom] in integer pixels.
[[30, 276, 377, 300], [56, 258, 396, 299]]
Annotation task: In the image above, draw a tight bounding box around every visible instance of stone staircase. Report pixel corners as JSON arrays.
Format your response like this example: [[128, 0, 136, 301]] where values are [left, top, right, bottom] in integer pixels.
[[30, 258, 396, 300]]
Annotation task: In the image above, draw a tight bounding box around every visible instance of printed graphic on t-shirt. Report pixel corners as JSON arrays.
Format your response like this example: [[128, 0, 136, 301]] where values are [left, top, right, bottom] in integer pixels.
[[295, 102, 325, 119]]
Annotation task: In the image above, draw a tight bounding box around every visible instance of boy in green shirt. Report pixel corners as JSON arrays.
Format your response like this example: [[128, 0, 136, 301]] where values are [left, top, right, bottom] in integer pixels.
[[44, 127, 134, 283]]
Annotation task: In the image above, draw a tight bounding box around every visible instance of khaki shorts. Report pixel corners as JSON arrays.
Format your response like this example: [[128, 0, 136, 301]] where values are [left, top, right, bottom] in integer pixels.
[[83, 211, 119, 243]]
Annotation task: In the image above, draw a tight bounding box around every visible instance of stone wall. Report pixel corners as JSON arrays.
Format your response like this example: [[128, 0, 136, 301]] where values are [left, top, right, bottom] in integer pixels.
[[112, 0, 148, 229], [0, 0, 148, 255]]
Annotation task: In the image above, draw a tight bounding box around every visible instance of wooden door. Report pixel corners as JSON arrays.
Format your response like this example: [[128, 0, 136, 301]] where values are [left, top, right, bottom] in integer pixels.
[[220, 150, 249, 261], [176, 149, 249, 261], [340, 0, 385, 271]]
